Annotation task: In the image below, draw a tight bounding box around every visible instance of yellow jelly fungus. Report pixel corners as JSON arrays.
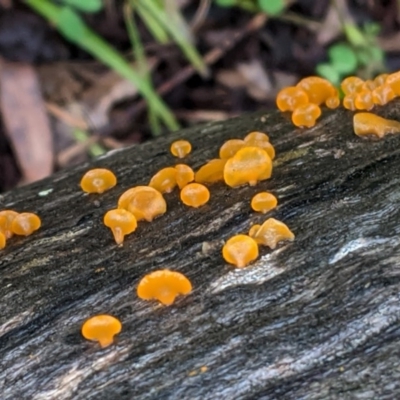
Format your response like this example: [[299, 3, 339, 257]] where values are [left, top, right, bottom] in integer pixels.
[[341, 76, 364, 95], [243, 132, 275, 160], [0, 210, 18, 238], [373, 73, 388, 87], [103, 209, 137, 245], [386, 71, 400, 95], [224, 147, 272, 188], [137, 269, 192, 306], [343, 94, 357, 111], [222, 234, 259, 268], [291, 103, 321, 128], [11, 213, 41, 236], [296, 76, 336, 105], [276, 86, 309, 112], [80, 168, 117, 194], [195, 159, 227, 184], [0, 231, 5, 249], [353, 112, 400, 139], [325, 95, 340, 109], [251, 218, 294, 249], [251, 192, 278, 214], [372, 85, 395, 106], [248, 224, 261, 238], [81, 314, 122, 348], [126, 186, 167, 222], [244, 131, 270, 143], [149, 167, 177, 194], [180, 183, 210, 208], [219, 139, 245, 159], [170, 140, 192, 158], [175, 164, 195, 189], [354, 90, 374, 111]]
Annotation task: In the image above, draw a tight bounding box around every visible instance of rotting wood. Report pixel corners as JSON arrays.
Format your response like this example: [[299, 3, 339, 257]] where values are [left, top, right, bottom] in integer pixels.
[[1, 103, 400, 400]]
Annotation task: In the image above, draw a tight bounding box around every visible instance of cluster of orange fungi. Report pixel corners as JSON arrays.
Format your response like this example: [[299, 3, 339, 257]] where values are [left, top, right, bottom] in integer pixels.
[[0, 210, 41, 250]]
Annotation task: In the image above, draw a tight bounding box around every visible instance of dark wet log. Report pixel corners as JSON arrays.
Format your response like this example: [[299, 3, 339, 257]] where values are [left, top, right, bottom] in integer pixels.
[[2, 102, 400, 400]]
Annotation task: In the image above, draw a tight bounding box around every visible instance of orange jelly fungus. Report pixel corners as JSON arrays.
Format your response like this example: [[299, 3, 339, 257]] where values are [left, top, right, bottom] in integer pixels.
[[180, 183, 210, 208], [175, 164, 194, 189], [248, 224, 261, 238], [222, 234, 259, 268], [343, 94, 357, 111], [81, 314, 122, 348], [341, 76, 364, 95], [251, 192, 278, 214], [251, 218, 294, 249], [291, 103, 321, 128], [297, 76, 335, 105], [244, 131, 270, 143], [373, 73, 388, 87], [353, 112, 400, 139], [325, 95, 340, 109], [244, 131, 275, 160], [149, 167, 177, 194], [0, 231, 5, 249], [0, 210, 18, 238], [137, 269, 192, 306], [80, 168, 117, 194], [219, 139, 245, 159], [354, 90, 374, 111], [11, 213, 41, 236], [372, 85, 395, 106], [224, 147, 272, 188], [276, 86, 309, 112], [126, 187, 167, 222], [170, 140, 192, 158], [103, 209, 137, 245], [195, 159, 227, 184], [386, 71, 400, 95]]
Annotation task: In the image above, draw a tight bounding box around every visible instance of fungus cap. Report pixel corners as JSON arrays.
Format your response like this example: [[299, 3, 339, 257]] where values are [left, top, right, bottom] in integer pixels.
[[340, 76, 364, 95], [291, 103, 321, 128], [149, 167, 177, 193], [103, 209, 137, 245], [251, 218, 294, 249], [325, 95, 340, 109], [0, 210, 18, 238], [0, 231, 5, 249], [244, 132, 275, 160], [353, 112, 400, 139], [343, 94, 357, 111], [386, 71, 400, 95], [80, 168, 117, 194], [175, 164, 194, 189], [195, 159, 227, 184], [354, 90, 374, 111], [251, 192, 278, 213], [81, 314, 122, 348], [296, 76, 336, 105], [248, 224, 261, 238], [11, 213, 41, 236], [372, 85, 395, 106], [276, 86, 309, 112], [170, 140, 192, 158], [219, 139, 245, 159], [180, 183, 210, 208], [137, 269, 192, 306], [222, 234, 259, 268], [244, 131, 270, 143]]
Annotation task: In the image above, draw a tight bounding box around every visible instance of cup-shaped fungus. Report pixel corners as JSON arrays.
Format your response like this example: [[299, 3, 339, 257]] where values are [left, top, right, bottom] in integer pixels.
[[386, 71, 400, 95], [0, 210, 18, 238], [372, 85, 395, 106], [137, 269, 192, 306], [325, 95, 340, 109], [354, 90, 374, 111], [353, 112, 400, 139], [243, 132, 275, 160], [244, 131, 270, 143], [222, 234, 259, 268], [373, 73, 388, 87], [11, 213, 41, 236], [149, 167, 177, 193], [81, 314, 122, 348], [343, 94, 357, 111], [180, 183, 210, 208], [291, 103, 321, 128], [296, 76, 336, 105], [251, 192, 278, 213], [170, 140, 192, 158], [341, 76, 364, 95], [219, 139, 245, 159], [80, 168, 117, 194], [276, 86, 309, 111], [251, 218, 294, 249], [248, 224, 261, 238], [195, 159, 227, 184], [175, 164, 194, 189], [103, 209, 137, 245], [224, 146, 272, 188], [0, 231, 5, 249]]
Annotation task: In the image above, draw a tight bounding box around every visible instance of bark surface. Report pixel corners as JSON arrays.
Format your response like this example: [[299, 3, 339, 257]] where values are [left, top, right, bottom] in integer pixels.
[[1, 104, 400, 400]]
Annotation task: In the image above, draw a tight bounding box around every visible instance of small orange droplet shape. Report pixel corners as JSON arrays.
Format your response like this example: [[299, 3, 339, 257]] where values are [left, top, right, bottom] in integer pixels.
[[276, 86, 309, 112], [354, 90, 374, 111], [0, 210, 18, 238], [325, 95, 340, 109], [0, 231, 6, 249], [251, 192, 278, 213], [175, 164, 194, 189], [11, 213, 41, 236], [103, 209, 137, 245], [251, 218, 294, 249], [222, 234, 259, 268], [343, 94, 357, 111], [170, 140, 192, 158], [81, 314, 122, 348], [353, 112, 400, 139], [224, 147, 272, 188], [219, 139, 245, 159], [341, 76, 364, 95], [296, 76, 336, 105], [244, 131, 275, 160], [248, 224, 261, 238], [180, 183, 210, 208], [372, 85, 395, 106], [373, 73, 388, 87], [137, 269, 192, 306], [80, 168, 117, 194], [195, 159, 227, 184], [149, 167, 177, 193], [244, 131, 270, 143], [291, 103, 321, 128]]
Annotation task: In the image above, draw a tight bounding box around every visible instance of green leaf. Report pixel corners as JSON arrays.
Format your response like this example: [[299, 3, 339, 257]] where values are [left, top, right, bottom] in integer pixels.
[[215, 0, 236, 6], [363, 22, 381, 38], [328, 43, 358, 75], [343, 23, 367, 47], [316, 63, 341, 86], [257, 0, 286, 15], [59, 0, 103, 13], [369, 46, 384, 62], [57, 6, 88, 43]]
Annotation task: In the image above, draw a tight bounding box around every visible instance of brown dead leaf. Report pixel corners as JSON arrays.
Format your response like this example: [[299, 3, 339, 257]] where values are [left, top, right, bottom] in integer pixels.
[[0, 60, 53, 184]]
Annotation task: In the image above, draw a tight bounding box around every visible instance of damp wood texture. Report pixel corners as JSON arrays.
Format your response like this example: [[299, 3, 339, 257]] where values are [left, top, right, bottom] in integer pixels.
[[2, 102, 400, 400]]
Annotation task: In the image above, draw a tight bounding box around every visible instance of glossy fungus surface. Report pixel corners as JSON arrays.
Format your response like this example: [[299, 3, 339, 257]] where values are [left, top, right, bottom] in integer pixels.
[[11, 213, 41, 236], [372, 85, 395, 106], [195, 159, 227, 184], [297, 76, 335, 105], [170, 140, 192, 158], [343, 94, 357, 111], [180, 183, 210, 208], [80, 168, 117, 194], [244, 132, 275, 159], [251, 218, 295, 249], [137, 269, 192, 306], [222, 234, 259, 268], [103, 209, 137, 245], [341, 76, 364, 95], [353, 112, 400, 139], [219, 139, 245, 159], [251, 192, 278, 213], [325, 95, 340, 109], [175, 164, 194, 189], [81, 315, 122, 348], [374, 73, 388, 87], [276, 86, 309, 112], [224, 147, 272, 188], [149, 167, 177, 193], [291, 103, 321, 128], [354, 90, 374, 111], [244, 131, 270, 143], [386, 71, 400, 95], [0, 210, 18, 238], [0, 231, 5, 249], [248, 224, 261, 238]]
